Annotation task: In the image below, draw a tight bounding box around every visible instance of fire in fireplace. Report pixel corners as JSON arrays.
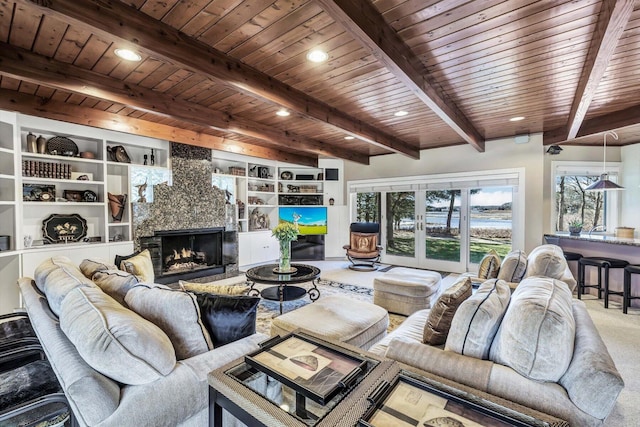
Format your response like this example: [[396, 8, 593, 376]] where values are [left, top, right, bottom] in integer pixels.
[[140, 227, 237, 283]]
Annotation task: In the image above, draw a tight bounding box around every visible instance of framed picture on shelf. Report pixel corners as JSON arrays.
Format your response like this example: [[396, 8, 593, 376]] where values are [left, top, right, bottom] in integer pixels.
[[245, 333, 368, 405], [23, 184, 55, 202]]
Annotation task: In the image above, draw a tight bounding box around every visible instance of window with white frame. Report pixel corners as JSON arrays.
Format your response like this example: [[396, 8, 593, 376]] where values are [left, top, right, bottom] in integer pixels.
[[551, 161, 621, 232]]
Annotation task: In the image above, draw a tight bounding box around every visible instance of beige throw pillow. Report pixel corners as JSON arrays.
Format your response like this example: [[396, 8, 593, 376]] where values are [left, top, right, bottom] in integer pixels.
[[120, 249, 155, 283], [423, 276, 472, 345], [179, 280, 249, 295], [445, 279, 511, 359], [477, 250, 501, 279]]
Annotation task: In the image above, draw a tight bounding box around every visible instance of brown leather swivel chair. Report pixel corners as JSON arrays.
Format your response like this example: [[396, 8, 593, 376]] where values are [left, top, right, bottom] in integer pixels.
[[343, 222, 382, 271]]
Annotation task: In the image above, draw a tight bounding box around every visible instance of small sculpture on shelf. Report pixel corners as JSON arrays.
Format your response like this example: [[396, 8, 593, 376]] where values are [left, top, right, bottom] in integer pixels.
[[108, 193, 127, 222], [249, 208, 270, 230], [135, 179, 148, 203]]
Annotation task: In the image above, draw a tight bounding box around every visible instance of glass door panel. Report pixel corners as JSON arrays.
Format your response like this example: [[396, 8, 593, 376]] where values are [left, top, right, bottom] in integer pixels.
[[384, 191, 416, 260], [424, 190, 461, 262], [469, 187, 513, 264]]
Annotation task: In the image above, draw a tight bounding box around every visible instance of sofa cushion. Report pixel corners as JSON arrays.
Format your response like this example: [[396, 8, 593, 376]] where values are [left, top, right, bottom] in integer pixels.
[[60, 286, 176, 385], [125, 284, 213, 360], [524, 244, 568, 280], [497, 250, 528, 283], [423, 276, 472, 345], [79, 257, 118, 280], [490, 276, 575, 382], [92, 269, 142, 306], [120, 249, 154, 283], [477, 250, 501, 279], [179, 280, 249, 295], [192, 292, 260, 347], [445, 279, 511, 359], [33, 256, 97, 316]]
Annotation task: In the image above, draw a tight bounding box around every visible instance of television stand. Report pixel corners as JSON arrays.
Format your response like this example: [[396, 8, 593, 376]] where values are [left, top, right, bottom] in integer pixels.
[[291, 235, 325, 261]]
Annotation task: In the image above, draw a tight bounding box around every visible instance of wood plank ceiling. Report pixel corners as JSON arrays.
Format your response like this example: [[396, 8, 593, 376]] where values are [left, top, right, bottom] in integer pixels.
[[1, 0, 640, 166]]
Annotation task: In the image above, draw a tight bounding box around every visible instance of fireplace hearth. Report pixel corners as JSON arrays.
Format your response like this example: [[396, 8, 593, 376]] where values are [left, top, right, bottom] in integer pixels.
[[140, 227, 237, 284]]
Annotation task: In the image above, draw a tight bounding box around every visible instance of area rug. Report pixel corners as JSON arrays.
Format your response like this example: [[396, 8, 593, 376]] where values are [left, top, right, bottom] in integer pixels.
[[241, 279, 408, 336]]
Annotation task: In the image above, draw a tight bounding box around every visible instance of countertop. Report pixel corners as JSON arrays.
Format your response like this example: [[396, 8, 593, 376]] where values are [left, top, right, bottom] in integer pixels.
[[545, 232, 640, 247]]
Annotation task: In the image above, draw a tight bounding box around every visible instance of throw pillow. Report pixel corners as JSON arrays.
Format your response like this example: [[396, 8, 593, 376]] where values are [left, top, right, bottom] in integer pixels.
[[79, 258, 118, 280], [445, 279, 511, 359], [179, 280, 249, 295], [91, 269, 142, 306], [423, 276, 472, 345], [348, 232, 378, 256], [524, 244, 569, 280], [497, 250, 528, 283], [120, 249, 155, 283], [33, 256, 97, 316], [477, 250, 501, 279], [489, 276, 575, 382], [191, 292, 259, 347], [114, 251, 140, 271], [60, 286, 176, 385], [125, 284, 213, 360]]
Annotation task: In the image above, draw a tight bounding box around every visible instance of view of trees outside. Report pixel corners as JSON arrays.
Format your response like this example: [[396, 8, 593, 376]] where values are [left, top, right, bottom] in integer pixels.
[[555, 175, 604, 231], [357, 188, 512, 263]]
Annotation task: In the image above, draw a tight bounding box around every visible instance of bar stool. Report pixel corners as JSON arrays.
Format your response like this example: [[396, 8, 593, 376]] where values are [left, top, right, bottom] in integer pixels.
[[622, 265, 640, 314], [578, 257, 628, 306]]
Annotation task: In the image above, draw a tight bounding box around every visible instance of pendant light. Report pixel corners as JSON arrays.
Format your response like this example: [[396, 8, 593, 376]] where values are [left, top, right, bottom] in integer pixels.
[[585, 131, 624, 191]]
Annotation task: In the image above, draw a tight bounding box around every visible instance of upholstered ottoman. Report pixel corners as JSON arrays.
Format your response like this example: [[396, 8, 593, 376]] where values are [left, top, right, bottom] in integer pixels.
[[373, 268, 442, 316], [270, 295, 389, 350]]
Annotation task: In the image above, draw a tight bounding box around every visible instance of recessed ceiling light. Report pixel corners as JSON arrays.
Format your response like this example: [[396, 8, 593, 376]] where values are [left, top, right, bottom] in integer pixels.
[[344, 136, 355, 140], [114, 48, 142, 61], [509, 116, 525, 122], [394, 110, 408, 117], [306, 49, 328, 63], [276, 109, 290, 117]]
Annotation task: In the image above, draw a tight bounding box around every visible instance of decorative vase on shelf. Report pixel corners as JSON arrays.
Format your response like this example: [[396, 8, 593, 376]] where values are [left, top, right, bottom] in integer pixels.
[[26, 132, 37, 153], [278, 239, 292, 273], [36, 135, 47, 154]]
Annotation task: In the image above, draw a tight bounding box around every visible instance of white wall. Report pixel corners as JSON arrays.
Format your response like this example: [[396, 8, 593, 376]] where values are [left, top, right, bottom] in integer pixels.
[[344, 134, 545, 252]]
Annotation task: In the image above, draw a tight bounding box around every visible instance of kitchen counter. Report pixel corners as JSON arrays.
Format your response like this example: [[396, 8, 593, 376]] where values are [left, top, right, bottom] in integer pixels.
[[544, 233, 640, 310], [544, 233, 640, 247]]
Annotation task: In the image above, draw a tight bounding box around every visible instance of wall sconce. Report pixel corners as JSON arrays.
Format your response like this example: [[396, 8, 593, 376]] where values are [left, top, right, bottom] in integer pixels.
[[546, 145, 563, 155]]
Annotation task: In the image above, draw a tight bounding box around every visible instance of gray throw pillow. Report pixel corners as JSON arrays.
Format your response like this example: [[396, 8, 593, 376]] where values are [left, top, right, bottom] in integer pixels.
[[79, 258, 118, 280], [490, 276, 575, 382], [125, 284, 213, 360], [423, 276, 472, 345], [524, 244, 568, 280], [445, 279, 511, 359], [60, 286, 176, 385], [33, 256, 97, 316], [91, 269, 142, 306], [497, 250, 528, 283]]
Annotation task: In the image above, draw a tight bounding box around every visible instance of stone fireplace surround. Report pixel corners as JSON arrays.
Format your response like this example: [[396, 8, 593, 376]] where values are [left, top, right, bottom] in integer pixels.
[[132, 143, 239, 283]]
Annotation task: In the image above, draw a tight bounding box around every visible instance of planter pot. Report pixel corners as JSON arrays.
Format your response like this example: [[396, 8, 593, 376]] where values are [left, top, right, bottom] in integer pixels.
[[569, 226, 582, 236]]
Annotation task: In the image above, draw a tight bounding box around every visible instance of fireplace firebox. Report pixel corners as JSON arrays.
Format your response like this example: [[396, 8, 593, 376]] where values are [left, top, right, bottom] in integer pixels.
[[140, 227, 237, 284]]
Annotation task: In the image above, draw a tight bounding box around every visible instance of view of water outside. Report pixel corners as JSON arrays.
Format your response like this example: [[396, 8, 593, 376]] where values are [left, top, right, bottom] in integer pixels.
[[384, 188, 512, 263]]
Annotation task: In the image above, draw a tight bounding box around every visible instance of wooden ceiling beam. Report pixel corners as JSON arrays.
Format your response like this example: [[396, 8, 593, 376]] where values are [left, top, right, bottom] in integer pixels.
[[314, 0, 485, 152], [0, 89, 318, 166], [17, 0, 416, 159], [0, 43, 368, 164], [564, 0, 634, 140], [544, 103, 640, 145]]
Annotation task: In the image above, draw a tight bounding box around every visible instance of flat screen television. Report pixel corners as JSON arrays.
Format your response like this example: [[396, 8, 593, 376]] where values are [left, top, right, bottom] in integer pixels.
[[278, 206, 328, 235]]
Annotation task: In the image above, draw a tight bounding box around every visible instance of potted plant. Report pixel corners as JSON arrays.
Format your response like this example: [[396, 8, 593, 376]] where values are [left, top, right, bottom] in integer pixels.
[[272, 222, 298, 273], [568, 220, 583, 236]]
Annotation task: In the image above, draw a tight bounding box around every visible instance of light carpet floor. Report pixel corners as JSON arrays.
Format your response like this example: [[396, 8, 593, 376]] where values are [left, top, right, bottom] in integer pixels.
[[232, 260, 638, 426]]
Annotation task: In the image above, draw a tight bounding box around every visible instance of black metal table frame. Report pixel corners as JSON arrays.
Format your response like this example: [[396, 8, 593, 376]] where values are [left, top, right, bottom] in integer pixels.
[[245, 263, 321, 314]]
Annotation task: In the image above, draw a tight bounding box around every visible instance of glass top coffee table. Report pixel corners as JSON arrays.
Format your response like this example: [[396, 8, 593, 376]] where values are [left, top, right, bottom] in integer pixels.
[[245, 263, 321, 314]]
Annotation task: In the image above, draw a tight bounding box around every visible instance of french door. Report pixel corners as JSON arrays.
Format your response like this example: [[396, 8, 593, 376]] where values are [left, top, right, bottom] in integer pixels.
[[379, 187, 512, 273]]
